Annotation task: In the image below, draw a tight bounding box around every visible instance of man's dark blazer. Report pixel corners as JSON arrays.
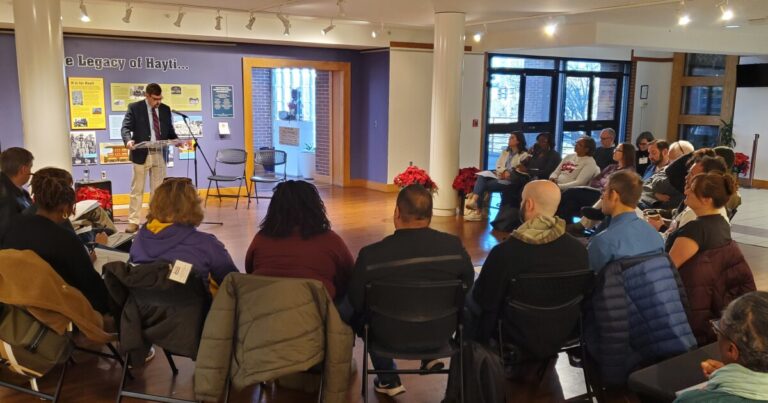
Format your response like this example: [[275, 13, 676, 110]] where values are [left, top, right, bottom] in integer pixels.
[[121, 100, 178, 164]]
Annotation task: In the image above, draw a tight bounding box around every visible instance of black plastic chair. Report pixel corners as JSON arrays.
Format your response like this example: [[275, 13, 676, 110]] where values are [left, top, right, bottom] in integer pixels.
[[248, 149, 287, 207], [362, 280, 466, 403], [205, 148, 248, 209], [496, 269, 598, 401]]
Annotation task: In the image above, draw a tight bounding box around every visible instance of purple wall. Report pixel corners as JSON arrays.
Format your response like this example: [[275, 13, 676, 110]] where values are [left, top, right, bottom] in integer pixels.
[[0, 34, 23, 151], [0, 34, 389, 193], [357, 51, 390, 183]]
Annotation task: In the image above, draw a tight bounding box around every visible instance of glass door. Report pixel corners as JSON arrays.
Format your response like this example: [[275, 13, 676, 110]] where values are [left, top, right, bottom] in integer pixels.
[[561, 73, 622, 155]]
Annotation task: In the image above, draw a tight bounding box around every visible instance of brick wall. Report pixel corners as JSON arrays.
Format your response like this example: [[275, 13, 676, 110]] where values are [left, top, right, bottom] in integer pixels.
[[251, 68, 273, 149], [315, 71, 330, 176]]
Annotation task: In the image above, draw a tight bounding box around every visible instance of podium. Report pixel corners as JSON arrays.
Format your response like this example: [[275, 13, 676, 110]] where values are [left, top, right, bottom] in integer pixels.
[[133, 139, 182, 150]]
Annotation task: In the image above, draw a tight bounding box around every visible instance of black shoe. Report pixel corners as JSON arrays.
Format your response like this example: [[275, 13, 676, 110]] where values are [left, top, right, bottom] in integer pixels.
[[419, 359, 445, 374], [373, 377, 406, 397], [580, 207, 605, 221]]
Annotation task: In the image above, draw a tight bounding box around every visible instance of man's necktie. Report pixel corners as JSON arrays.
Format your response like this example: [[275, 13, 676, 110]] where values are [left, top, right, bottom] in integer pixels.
[[152, 107, 161, 141]]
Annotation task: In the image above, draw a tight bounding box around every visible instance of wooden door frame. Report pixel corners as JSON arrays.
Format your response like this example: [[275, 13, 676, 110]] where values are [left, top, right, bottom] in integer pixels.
[[242, 57, 352, 185]]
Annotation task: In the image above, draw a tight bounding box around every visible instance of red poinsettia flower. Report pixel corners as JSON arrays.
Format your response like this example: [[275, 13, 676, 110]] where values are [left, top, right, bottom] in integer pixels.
[[452, 167, 480, 195], [733, 152, 750, 176], [394, 165, 438, 193]]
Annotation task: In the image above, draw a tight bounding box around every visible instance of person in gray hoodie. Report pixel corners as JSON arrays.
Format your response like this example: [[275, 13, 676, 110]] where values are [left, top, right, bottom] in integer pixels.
[[129, 178, 238, 291]]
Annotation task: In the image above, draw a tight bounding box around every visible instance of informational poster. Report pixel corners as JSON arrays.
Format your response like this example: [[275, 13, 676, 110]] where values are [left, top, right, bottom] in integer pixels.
[[172, 115, 203, 138], [68, 77, 106, 129], [279, 126, 300, 146], [110, 83, 202, 112], [99, 142, 130, 164], [177, 139, 196, 160], [70, 131, 98, 165], [109, 115, 124, 139], [211, 85, 234, 118]]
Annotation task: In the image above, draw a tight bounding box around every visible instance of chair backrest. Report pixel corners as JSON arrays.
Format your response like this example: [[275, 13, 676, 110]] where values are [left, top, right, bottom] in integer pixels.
[[253, 149, 287, 167], [215, 148, 247, 165], [365, 280, 465, 353], [500, 270, 595, 359]]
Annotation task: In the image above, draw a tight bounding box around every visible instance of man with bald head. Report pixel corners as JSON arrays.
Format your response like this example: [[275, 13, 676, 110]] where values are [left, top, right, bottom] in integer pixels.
[[471, 180, 589, 342], [346, 184, 474, 396]]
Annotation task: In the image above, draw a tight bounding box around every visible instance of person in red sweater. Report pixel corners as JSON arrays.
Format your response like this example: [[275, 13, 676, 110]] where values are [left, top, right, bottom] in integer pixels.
[[245, 180, 353, 300]]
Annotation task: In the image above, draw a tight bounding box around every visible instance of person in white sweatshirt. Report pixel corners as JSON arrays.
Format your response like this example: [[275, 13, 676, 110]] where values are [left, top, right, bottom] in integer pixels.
[[550, 136, 600, 191]]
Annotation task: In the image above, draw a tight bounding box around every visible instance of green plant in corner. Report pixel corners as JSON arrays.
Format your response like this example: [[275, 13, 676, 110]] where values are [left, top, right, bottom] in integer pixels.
[[303, 143, 315, 152], [719, 119, 736, 148]]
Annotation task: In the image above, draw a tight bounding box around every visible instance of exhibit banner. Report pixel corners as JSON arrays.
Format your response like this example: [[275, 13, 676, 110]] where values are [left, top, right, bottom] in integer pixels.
[[211, 85, 234, 118], [279, 126, 300, 146], [99, 142, 131, 164], [109, 115, 124, 139], [70, 131, 98, 165], [177, 139, 196, 160], [110, 83, 202, 112], [69, 77, 106, 129], [173, 115, 203, 138]]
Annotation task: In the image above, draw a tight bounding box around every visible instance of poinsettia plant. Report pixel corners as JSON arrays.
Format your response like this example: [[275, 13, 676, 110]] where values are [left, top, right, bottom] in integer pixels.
[[394, 165, 438, 193], [452, 167, 479, 195], [734, 152, 750, 176]]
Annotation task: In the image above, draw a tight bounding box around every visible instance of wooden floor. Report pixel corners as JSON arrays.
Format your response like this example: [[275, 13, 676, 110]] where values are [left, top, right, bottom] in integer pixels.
[[1, 185, 766, 402]]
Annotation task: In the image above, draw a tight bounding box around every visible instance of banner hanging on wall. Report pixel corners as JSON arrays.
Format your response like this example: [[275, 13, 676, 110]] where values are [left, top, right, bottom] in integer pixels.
[[99, 142, 131, 164], [68, 77, 106, 130], [70, 131, 98, 165], [211, 85, 234, 118], [279, 126, 300, 146], [110, 83, 202, 112], [173, 115, 203, 138]]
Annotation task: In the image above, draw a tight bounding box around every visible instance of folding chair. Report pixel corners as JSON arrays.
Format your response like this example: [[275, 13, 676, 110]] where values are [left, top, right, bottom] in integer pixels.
[[362, 280, 466, 403], [248, 149, 287, 207], [205, 148, 248, 209], [496, 269, 599, 402]]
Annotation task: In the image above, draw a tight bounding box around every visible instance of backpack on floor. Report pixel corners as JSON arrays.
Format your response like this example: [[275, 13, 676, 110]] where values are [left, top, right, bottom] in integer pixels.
[[443, 340, 507, 403]]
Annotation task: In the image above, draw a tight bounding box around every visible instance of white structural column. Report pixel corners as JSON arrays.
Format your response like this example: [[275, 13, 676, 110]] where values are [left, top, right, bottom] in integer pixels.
[[428, 12, 465, 216], [13, 0, 71, 170]]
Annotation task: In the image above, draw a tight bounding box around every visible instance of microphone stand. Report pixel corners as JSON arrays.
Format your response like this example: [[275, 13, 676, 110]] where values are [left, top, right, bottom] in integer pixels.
[[178, 114, 223, 226]]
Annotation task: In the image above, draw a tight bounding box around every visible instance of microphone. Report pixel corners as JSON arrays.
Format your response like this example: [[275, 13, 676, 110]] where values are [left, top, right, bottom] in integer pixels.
[[171, 109, 189, 119]]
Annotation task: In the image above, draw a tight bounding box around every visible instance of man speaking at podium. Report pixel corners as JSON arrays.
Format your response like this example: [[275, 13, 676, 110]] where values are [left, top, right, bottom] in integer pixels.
[[121, 83, 178, 233]]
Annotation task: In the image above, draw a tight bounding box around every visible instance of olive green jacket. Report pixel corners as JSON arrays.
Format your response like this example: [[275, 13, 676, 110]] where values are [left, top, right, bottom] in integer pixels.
[[194, 274, 353, 403]]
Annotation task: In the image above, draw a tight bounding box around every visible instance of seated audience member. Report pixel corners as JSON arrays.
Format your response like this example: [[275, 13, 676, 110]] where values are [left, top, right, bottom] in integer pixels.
[[518, 132, 561, 180], [675, 291, 768, 403], [0, 147, 33, 236], [587, 170, 664, 272], [634, 131, 655, 176], [593, 128, 617, 171], [130, 178, 238, 291], [648, 156, 728, 237], [667, 172, 737, 268], [642, 140, 670, 180], [465, 132, 529, 221], [471, 180, 589, 345], [639, 143, 683, 210], [245, 180, 353, 300], [549, 136, 600, 191], [556, 142, 635, 220], [668, 140, 695, 162], [713, 146, 743, 213], [346, 184, 474, 397], [0, 167, 110, 313]]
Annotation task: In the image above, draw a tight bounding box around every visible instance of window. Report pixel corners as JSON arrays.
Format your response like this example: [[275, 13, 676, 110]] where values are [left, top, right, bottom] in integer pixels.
[[273, 68, 316, 122], [488, 74, 521, 124], [682, 86, 723, 115], [679, 125, 719, 149], [685, 54, 726, 77]]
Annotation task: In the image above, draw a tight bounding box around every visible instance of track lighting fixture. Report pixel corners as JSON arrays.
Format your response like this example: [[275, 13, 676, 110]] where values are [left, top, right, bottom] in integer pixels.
[[246, 12, 256, 30], [472, 24, 488, 43], [79, 0, 90, 23], [677, 0, 691, 26], [336, 0, 346, 17], [371, 22, 384, 38], [322, 18, 335, 35], [122, 2, 132, 23], [544, 20, 558, 36], [173, 8, 185, 28], [277, 13, 291, 36], [719, 0, 734, 21], [215, 10, 223, 30]]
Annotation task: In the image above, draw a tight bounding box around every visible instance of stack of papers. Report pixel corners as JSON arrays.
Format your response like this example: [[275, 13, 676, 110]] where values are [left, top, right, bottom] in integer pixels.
[[93, 247, 129, 275]]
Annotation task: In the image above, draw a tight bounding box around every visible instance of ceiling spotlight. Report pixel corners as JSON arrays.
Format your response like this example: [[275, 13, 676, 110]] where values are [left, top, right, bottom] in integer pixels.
[[173, 8, 185, 28], [719, 1, 734, 21], [322, 18, 335, 35], [336, 0, 346, 17], [371, 30, 377, 38], [246, 12, 256, 30], [215, 10, 223, 31], [544, 21, 558, 36], [472, 32, 482, 42], [277, 13, 291, 36], [122, 2, 132, 24], [677, 0, 691, 26], [79, 0, 90, 23], [372, 22, 384, 39]]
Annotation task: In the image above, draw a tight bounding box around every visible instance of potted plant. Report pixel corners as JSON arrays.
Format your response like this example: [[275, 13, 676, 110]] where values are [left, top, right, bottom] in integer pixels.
[[393, 165, 438, 193], [299, 143, 316, 180], [733, 152, 750, 177], [719, 119, 736, 148]]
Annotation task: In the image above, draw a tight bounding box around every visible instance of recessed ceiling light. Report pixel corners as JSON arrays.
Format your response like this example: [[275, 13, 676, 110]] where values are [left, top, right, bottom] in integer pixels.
[[79, 0, 90, 23], [678, 14, 691, 26], [472, 32, 482, 42], [724, 24, 741, 28], [544, 22, 558, 36]]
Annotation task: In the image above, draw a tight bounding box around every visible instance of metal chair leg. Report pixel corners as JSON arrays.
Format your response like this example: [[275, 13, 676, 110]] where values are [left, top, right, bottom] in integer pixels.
[[205, 180, 212, 207], [362, 325, 369, 403], [116, 354, 130, 403], [458, 325, 465, 403], [215, 181, 222, 205], [235, 180, 242, 209], [164, 350, 179, 376]]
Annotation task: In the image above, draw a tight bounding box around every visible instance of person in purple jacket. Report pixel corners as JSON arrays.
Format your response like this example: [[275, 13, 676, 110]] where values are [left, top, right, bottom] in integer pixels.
[[129, 177, 238, 292]]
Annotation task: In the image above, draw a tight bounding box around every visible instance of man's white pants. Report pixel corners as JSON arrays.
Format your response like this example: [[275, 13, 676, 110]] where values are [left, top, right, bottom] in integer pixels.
[[129, 150, 165, 225]]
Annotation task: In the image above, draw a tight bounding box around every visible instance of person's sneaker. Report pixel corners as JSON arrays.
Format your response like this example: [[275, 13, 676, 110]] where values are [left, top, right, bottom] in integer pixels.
[[145, 346, 156, 363], [465, 197, 478, 211], [419, 359, 445, 373], [374, 377, 406, 397], [125, 223, 139, 234], [464, 210, 483, 222]]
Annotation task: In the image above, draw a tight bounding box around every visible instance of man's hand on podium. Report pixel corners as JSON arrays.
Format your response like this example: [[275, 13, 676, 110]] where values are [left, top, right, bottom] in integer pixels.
[[126, 140, 135, 150]]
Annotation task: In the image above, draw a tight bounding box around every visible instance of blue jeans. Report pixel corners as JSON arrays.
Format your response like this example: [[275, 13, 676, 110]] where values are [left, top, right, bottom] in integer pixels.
[[368, 353, 399, 384], [472, 177, 508, 209]]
